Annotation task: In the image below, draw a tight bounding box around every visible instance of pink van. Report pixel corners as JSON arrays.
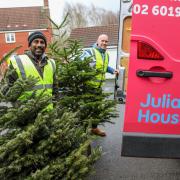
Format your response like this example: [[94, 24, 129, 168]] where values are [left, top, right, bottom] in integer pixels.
[[121, 0, 180, 158]]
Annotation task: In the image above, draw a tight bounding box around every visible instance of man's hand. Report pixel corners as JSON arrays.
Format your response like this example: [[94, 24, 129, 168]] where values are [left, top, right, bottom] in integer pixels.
[[113, 69, 119, 76]]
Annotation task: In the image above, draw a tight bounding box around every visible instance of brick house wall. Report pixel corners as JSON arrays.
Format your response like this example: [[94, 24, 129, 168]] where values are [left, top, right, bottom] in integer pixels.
[[0, 30, 51, 58], [0, 0, 52, 59]]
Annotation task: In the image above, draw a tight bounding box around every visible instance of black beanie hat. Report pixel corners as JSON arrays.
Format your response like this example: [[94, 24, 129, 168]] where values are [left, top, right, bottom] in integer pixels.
[[28, 31, 47, 47]]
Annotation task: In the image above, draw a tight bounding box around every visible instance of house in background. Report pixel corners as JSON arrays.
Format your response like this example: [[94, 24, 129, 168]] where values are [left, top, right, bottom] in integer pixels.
[[70, 24, 119, 79], [0, 0, 52, 59]]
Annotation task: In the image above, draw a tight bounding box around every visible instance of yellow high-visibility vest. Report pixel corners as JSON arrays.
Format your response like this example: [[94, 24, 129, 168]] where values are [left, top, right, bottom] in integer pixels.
[[10, 54, 56, 110], [88, 48, 109, 88]]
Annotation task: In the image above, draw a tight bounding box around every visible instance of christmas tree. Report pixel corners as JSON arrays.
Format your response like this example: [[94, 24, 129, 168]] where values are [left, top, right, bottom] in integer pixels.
[[48, 39, 117, 128], [0, 60, 101, 179], [0, 19, 118, 179]]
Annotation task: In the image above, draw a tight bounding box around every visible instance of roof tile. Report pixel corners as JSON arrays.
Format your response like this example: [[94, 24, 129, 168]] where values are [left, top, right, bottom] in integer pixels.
[[0, 7, 50, 31]]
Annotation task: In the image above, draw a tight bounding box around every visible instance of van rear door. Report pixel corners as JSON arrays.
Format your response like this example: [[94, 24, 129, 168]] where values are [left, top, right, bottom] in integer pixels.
[[121, 0, 180, 158]]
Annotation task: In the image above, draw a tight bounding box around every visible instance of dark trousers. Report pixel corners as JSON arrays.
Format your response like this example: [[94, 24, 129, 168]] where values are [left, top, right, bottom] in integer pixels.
[[90, 87, 102, 129]]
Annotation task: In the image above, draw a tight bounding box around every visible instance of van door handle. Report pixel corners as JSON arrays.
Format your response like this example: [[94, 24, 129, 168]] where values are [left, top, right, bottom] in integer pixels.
[[136, 70, 173, 78]]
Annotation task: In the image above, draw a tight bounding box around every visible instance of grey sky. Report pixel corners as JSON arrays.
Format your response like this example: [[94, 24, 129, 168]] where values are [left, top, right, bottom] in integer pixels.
[[0, 0, 120, 24]]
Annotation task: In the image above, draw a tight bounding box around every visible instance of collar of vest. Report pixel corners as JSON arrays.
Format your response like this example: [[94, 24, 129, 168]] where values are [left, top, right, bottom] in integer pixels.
[[93, 44, 106, 54], [25, 51, 48, 65]]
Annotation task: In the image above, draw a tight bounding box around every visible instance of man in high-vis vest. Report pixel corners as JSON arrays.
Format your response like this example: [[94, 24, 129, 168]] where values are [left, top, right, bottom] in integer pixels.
[[6, 31, 57, 111], [81, 34, 119, 136]]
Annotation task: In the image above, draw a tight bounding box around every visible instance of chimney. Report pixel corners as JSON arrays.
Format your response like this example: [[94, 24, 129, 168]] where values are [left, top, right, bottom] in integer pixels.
[[44, 0, 49, 7]]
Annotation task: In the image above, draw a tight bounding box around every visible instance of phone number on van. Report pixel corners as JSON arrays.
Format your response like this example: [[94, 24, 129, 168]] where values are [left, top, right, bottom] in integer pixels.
[[133, 4, 180, 17]]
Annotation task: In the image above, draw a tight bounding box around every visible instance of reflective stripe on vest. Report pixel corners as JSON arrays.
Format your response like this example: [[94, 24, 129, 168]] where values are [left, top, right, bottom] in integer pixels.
[[10, 55, 55, 110], [90, 48, 109, 88]]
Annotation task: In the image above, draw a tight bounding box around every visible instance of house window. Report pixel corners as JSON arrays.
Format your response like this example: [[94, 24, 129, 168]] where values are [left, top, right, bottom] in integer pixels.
[[29, 32, 34, 35], [5, 33, 16, 43]]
